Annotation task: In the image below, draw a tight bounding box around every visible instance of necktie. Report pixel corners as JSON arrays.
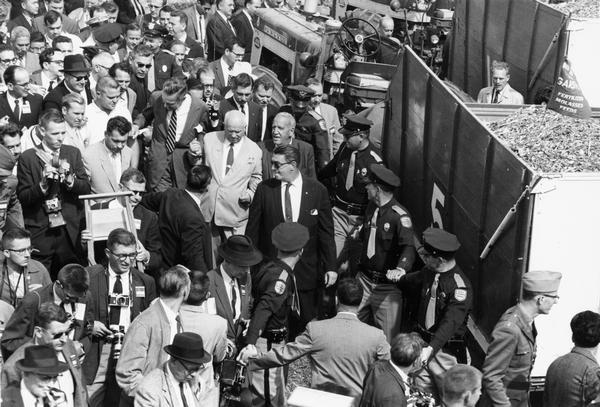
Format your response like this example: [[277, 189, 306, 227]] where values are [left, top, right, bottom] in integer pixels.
[[366, 208, 379, 258], [230, 279, 237, 320], [425, 273, 440, 329], [225, 143, 234, 174], [345, 151, 357, 190], [48, 80, 54, 91], [492, 89, 499, 103], [166, 110, 177, 154], [109, 275, 122, 326], [13, 99, 20, 121], [179, 382, 189, 407], [176, 315, 183, 333], [284, 183, 293, 222], [260, 106, 267, 140], [147, 61, 156, 92], [290, 275, 301, 318]]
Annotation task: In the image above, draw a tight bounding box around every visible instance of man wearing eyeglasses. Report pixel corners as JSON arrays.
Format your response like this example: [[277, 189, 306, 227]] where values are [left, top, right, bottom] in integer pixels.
[[43, 54, 93, 112], [2, 302, 88, 406], [31, 48, 65, 95], [84, 228, 156, 407], [208, 37, 244, 95], [0, 66, 43, 130]]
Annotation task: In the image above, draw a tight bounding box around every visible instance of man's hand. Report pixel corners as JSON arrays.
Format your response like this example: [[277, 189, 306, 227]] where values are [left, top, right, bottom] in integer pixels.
[[81, 230, 92, 242], [189, 139, 203, 156], [237, 344, 258, 365], [136, 240, 150, 264], [139, 127, 153, 143], [324, 271, 338, 287], [225, 339, 237, 358], [386, 267, 406, 282], [92, 321, 112, 338], [420, 346, 433, 365], [239, 191, 251, 208], [63, 172, 75, 188]]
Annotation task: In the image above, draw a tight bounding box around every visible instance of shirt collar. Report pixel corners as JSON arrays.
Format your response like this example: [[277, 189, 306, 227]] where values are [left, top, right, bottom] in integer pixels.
[[159, 298, 178, 322], [283, 172, 302, 187], [389, 360, 410, 385], [108, 265, 129, 280], [185, 189, 202, 210], [6, 92, 21, 105], [221, 265, 234, 284]]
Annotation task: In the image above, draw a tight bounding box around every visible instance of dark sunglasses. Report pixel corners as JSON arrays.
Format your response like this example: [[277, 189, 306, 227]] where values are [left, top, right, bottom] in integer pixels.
[[136, 62, 152, 69], [68, 74, 88, 81]]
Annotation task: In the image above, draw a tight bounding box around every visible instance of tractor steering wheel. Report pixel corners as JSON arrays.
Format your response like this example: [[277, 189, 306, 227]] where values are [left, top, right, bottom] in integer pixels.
[[336, 17, 381, 58]]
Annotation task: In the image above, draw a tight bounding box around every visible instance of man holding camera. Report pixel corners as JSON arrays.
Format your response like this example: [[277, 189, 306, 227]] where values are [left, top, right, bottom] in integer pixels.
[[84, 228, 157, 407], [16, 110, 91, 279]]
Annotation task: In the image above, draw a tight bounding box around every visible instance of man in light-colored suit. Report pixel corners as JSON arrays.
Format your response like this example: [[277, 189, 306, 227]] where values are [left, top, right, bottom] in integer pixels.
[[116, 266, 191, 406], [306, 78, 343, 158], [83, 116, 135, 194], [477, 60, 524, 105], [203, 109, 262, 240], [241, 278, 390, 400]]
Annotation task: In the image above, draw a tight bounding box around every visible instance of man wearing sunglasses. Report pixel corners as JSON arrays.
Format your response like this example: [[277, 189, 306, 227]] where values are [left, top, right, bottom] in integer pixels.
[[2, 302, 87, 406], [0, 66, 43, 130], [43, 54, 93, 112]]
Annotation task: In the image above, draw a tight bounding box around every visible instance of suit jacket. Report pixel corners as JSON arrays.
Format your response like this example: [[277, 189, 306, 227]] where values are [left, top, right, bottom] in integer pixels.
[[2, 339, 88, 406], [477, 84, 524, 105], [133, 204, 162, 277], [252, 313, 390, 398], [146, 92, 208, 190], [0, 283, 94, 360], [43, 80, 93, 111], [179, 303, 227, 363], [257, 103, 277, 142], [205, 11, 236, 62], [141, 188, 213, 272], [182, 35, 205, 58], [115, 299, 172, 397], [82, 140, 134, 194], [544, 346, 600, 407], [359, 360, 408, 407], [207, 267, 252, 340], [482, 305, 537, 407], [153, 50, 184, 90], [203, 131, 262, 228], [0, 93, 43, 130], [7, 14, 32, 32], [208, 59, 227, 93], [16, 145, 91, 245], [231, 10, 253, 62], [259, 139, 316, 180], [125, 87, 137, 114], [315, 103, 343, 158], [82, 265, 157, 384], [113, 0, 137, 24], [129, 74, 150, 119], [246, 176, 335, 290], [219, 97, 262, 142], [32, 13, 79, 34]]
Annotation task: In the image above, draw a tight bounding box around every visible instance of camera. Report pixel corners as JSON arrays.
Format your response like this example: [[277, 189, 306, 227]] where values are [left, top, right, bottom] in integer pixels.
[[43, 197, 62, 213], [218, 358, 249, 406], [108, 294, 130, 307], [108, 325, 125, 360]]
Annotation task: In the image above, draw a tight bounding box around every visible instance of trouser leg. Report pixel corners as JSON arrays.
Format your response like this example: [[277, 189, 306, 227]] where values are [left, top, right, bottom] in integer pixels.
[[371, 285, 403, 343], [249, 338, 286, 407]]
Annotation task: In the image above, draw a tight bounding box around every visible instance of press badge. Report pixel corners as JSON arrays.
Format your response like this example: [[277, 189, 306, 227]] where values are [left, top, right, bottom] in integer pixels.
[[134, 219, 141, 230], [21, 102, 31, 114], [135, 286, 145, 297], [73, 303, 86, 321]]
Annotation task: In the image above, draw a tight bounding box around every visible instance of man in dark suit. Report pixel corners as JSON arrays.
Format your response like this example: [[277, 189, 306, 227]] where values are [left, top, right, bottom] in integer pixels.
[[127, 43, 153, 119], [167, 10, 204, 58], [43, 54, 93, 111], [207, 234, 261, 345], [252, 76, 278, 142], [246, 144, 337, 337], [141, 25, 184, 91], [84, 228, 157, 407], [141, 165, 213, 273], [259, 112, 316, 179], [7, 0, 38, 32], [0, 263, 94, 361], [219, 73, 263, 142], [208, 37, 244, 94], [206, 0, 236, 61], [16, 110, 91, 277], [0, 66, 43, 130], [231, 0, 260, 62]]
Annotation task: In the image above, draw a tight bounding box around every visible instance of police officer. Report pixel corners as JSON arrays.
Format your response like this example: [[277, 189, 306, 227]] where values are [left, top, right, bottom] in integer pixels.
[[396, 227, 472, 366], [0, 145, 23, 238], [279, 85, 330, 171], [357, 164, 415, 342], [318, 114, 383, 269], [239, 222, 309, 407]]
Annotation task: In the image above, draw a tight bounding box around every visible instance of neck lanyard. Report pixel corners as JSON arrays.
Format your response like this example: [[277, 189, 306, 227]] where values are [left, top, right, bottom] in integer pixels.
[[1, 260, 25, 307]]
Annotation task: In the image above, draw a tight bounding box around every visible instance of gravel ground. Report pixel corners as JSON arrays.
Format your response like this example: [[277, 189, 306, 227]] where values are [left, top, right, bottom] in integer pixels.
[[545, 0, 600, 18], [286, 357, 311, 397]]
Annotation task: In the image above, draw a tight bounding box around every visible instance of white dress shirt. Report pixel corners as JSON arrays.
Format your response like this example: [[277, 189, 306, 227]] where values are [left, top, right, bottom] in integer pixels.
[[86, 102, 133, 145], [260, 105, 268, 140], [280, 173, 302, 222], [165, 363, 197, 407], [40, 70, 58, 90], [159, 298, 179, 342], [6, 92, 24, 121], [107, 146, 122, 185], [220, 265, 241, 320], [63, 123, 92, 152], [108, 266, 131, 329], [20, 379, 41, 406], [220, 57, 233, 87], [232, 99, 250, 131], [221, 138, 244, 177], [165, 94, 193, 143], [64, 81, 88, 105]]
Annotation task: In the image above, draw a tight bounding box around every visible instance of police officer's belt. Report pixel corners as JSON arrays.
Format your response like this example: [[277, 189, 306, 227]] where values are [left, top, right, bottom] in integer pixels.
[[262, 328, 287, 343], [417, 325, 464, 346], [334, 196, 366, 216], [362, 269, 392, 284]]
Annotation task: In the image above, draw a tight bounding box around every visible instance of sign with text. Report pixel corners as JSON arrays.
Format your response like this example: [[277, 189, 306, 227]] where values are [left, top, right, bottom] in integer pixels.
[[547, 59, 592, 119]]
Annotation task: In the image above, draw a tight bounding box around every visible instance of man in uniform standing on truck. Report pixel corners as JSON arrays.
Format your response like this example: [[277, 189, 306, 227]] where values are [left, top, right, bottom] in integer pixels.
[[318, 114, 383, 273], [482, 270, 562, 407], [279, 85, 330, 171]]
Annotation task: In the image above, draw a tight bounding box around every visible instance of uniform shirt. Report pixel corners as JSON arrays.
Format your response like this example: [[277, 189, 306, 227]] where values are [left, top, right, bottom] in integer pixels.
[[165, 94, 192, 143], [398, 264, 472, 352], [280, 173, 302, 222], [108, 266, 131, 329], [360, 198, 415, 273], [246, 259, 294, 344], [319, 142, 383, 206], [280, 105, 330, 170]]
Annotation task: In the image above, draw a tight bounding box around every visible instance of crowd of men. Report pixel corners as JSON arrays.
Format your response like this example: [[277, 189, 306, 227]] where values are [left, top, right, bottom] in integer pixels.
[[0, 0, 594, 406]]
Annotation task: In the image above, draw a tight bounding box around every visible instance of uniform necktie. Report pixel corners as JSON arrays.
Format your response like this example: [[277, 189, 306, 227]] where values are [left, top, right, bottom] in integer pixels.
[[225, 142, 234, 174], [366, 208, 379, 258], [147, 61, 156, 92], [109, 275, 122, 326], [425, 273, 440, 329], [166, 110, 177, 154], [284, 183, 293, 222], [345, 151, 357, 190], [291, 274, 300, 318], [492, 89, 499, 103], [180, 382, 189, 407], [230, 279, 237, 320], [176, 315, 183, 333], [13, 99, 20, 121]]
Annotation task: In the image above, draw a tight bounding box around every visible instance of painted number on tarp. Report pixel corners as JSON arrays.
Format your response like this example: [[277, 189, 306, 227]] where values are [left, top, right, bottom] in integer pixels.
[[431, 183, 445, 229]]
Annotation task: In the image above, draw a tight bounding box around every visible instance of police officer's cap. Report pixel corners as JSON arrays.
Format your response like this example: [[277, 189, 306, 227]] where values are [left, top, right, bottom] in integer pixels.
[[422, 227, 460, 257], [271, 222, 309, 252], [367, 164, 401, 188], [93, 23, 122, 44], [0, 145, 15, 177], [287, 85, 315, 102], [340, 114, 372, 135], [522, 270, 562, 295], [144, 24, 169, 39]]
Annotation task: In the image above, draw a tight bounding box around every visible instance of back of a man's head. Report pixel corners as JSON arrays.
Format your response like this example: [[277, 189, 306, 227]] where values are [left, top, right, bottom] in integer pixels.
[[442, 364, 482, 407], [571, 310, 600, 348], [159, 265, 191, 299], [336, 278, 363, 308], [186, 165, 211, 193], [185, 270, 210, 306], [57, 264, 89, 294], [35, 302, 70, 330], [390, 333, 422, 368]]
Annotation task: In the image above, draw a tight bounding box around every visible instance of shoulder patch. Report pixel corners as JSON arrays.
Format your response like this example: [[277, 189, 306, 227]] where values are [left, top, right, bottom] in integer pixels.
[[317, 119, 327, 131], [454, 288, 467, 301], [369, 150, 383, 162], [400, 217, 412, 228], [274, 280, 286, 295], [453, 273, 466, 288]]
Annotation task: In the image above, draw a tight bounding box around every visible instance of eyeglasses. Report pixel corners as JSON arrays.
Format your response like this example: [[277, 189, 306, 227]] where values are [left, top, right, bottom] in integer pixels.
[[7, 246, 34, 255], [543, 294, 560, 300], [43, 325, 74, 340], [0, 58, 17, 64], [136, 62, 152, 69], [176, 358, 204, 373], [14, 81, 30, 87], [68, 74, 88, 81], [129, 190, 146, 197], [97, 64, 112, 70], [108, 250, 137, 261], [56, 281, 87, 302], [50, 59, 64, 65], [271, 161, 292, 169]]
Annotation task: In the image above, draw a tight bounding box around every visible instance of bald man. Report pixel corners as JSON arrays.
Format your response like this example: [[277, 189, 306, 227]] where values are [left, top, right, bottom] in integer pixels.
[[379, 16, 401, 45], [90, 51, 116, 96]]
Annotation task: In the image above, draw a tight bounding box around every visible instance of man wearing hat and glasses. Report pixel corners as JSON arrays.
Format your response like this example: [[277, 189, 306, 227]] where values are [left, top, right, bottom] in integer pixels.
[[43, 54, 93, 112], [3, 344, 70, 406], [482, 270, 562, 407], [134, 332, 216, 407], [208, 234, 262, 346]]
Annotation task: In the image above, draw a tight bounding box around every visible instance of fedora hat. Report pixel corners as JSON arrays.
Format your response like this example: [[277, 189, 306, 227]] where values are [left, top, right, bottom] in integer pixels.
[[218, 235, 263, 267], [164, 332, 212, 365], [62, 54, 91, 73], [16, 345, 68, 376]]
